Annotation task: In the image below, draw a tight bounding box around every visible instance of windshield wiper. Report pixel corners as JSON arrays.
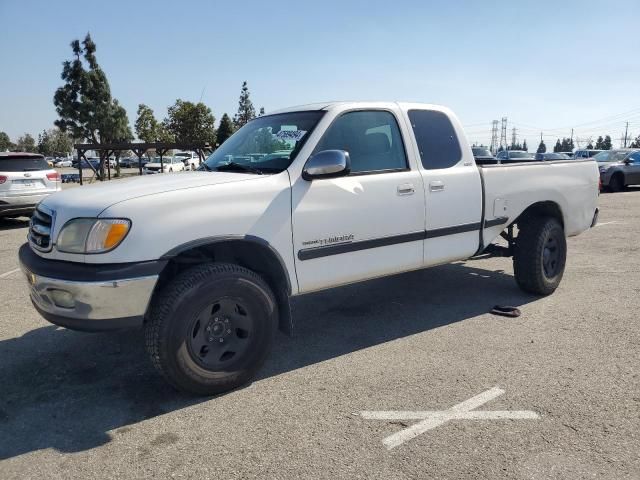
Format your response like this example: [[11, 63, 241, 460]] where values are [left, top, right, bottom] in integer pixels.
[[215, 162, 263, 175], [198, 163, 212, 171]]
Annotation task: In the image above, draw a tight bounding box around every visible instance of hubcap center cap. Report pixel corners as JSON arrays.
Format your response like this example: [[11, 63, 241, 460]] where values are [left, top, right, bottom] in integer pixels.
[[207, 317, 232, 342]]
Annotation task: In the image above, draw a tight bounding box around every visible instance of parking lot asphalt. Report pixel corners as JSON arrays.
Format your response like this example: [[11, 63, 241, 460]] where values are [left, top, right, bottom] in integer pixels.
[[1, 188, 639, 479]]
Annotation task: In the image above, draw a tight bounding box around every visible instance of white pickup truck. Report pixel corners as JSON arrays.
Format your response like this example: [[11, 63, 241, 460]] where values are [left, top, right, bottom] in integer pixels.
[[19, 102, 599, 395]]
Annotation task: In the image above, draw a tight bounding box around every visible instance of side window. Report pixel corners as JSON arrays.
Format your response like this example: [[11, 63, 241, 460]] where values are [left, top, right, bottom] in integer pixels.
[[314, 110, 408, 174], [408, 110, 462, 169]]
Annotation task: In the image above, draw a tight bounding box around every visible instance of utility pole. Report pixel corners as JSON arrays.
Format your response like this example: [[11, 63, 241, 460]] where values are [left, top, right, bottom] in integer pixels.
[[511, 126, 517, 149], [623, 122, 629, 148], [490, 120, 499, 154], [499, 117, 508, 151]]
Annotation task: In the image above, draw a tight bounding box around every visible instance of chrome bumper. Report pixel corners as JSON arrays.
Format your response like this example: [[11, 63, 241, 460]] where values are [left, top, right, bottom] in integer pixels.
[[20, 265, 158, 330]]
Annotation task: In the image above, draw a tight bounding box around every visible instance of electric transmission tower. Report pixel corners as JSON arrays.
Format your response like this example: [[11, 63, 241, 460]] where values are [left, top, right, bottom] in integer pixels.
[[499, 117, 508, 151], [490, 120, 499, 154], [511, 127, 517, 149]]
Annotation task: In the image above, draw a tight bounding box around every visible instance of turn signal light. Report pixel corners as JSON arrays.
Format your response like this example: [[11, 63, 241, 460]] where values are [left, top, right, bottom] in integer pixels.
[[0, 175, 6, 184]]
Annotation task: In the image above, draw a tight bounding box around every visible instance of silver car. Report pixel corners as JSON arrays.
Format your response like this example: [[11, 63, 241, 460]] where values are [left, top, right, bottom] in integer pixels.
[[0, 152, 62, 218]]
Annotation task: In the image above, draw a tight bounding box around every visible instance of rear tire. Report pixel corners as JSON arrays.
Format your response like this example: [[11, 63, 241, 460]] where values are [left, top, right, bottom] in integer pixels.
[[513, 216, 566, 295], [145, 263, 278, 395], [609, 173, 624, 192]]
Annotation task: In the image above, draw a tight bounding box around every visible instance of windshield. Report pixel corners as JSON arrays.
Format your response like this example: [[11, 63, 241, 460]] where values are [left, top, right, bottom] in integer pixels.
[[472, 147, 492, 157], [594, 151, 628, 163], [203, 111, 325, 173]]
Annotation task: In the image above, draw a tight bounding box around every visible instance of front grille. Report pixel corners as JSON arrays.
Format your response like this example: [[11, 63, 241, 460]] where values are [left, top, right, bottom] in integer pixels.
[[29, 205, 54, 252]]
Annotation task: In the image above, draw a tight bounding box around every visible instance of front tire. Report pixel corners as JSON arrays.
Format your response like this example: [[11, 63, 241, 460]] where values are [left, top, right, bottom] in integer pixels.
[[145, 263, 278, 395], [609, 173, 624, 192], [513, 216, 566, 295]]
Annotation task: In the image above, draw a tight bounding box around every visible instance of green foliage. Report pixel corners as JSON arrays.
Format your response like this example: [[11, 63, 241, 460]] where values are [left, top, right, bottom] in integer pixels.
[[603, 135, 612, 150], [586, 141, 594, 149], [560, 137, 574, 152], [553, 139, 562, 152], [16, 133, 37, 152], [233, 81, 256, 129], [135, 104, 158, 142], [259, 107, 265, 117], [630, 136, 640, 148], [522, 139, 527, 152], [250, 128, 288, 153], [37, 128, 73, 156], [536, 140, 546, 153], [217, 113, 235, 145], [53, 33, 132, 144], [595, 136, 604, 149], [0, 131, 14, 151], [163, 99, 215, 145]]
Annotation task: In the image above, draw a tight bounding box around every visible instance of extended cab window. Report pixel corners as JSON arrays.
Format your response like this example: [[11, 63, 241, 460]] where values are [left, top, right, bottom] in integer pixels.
[[315, 110, 407, 174], [408, 110, 462, 169]]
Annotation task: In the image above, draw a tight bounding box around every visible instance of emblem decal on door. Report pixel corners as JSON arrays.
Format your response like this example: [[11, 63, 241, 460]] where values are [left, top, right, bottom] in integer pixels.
[[301, 234, 354, 248]]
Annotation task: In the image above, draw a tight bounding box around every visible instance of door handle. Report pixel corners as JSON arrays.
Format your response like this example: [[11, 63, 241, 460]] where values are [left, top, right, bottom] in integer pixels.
[[397, 183, 415, 195], [429, 181, 445, 192]]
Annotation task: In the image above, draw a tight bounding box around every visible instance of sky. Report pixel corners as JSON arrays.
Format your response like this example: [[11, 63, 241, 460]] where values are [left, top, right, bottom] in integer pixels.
[[1, 0, 639, 149]]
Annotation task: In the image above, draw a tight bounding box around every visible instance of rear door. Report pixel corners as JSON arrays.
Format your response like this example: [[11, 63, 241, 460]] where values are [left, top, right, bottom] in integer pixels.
[[291, 108, 426, 293], [405, 109, 483, 265]]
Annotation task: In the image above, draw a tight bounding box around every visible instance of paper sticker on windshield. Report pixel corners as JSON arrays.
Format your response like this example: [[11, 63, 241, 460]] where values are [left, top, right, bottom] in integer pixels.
[[276, 130, 307, 141]]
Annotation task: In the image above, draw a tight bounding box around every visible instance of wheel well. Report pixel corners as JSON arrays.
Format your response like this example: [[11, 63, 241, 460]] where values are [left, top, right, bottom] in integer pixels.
[[515, 201, 564, 229], [152, 238, 293, 334]]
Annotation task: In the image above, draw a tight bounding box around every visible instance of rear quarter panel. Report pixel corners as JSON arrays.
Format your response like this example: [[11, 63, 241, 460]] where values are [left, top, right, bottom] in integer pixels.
[[481, 160, 599, 243]]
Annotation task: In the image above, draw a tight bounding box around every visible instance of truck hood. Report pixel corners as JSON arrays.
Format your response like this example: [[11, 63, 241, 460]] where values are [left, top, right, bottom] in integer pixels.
[[41, 171, 260, 217]]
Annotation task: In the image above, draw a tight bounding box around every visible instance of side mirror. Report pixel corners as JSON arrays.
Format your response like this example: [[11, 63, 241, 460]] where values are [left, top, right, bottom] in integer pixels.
[[302, 150, 350, 181], [623, 158, 633, 165]]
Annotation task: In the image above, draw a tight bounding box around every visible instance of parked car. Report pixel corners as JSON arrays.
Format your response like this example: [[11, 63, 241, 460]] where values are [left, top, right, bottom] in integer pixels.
[[54, 159, 73, 167], [118, 157, 139, 168], [0, 152, 61, 218], [471, 146, 497, 164], [495, 150, 536, 163], [143, 156, 185, 174], [559, 151, 574, 159], [596, 149, 640, 192], [534, 153, 571, 161], [18, 101, 600, 395], [574, 149, 603, 159], [174, 151, 201, 170]]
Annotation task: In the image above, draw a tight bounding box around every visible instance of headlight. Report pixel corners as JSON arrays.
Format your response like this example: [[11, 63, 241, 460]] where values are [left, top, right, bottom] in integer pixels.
[[57, 218, 131, 253]]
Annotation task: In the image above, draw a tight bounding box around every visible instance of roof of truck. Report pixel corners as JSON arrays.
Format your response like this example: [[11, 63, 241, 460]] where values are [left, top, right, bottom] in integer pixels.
[[268, 101, 449, 115]]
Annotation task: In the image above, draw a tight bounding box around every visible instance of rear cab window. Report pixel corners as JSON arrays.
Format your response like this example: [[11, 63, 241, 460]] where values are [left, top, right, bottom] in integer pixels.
[[0, 155, 50, 172], [407, 110, 462, 169]]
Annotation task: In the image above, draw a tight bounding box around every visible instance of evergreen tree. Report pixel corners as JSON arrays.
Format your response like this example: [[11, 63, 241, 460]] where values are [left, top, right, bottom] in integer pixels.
[[37, 130, 51, 155], [217, 113, 235, 145], [233, 81, 256, 129], [536, 140, 546, 153], [522, 139, 527, 152], [135, 104, 159, 142], [595, 136, 604, 149], [553, 139, 562, 152], [53, 34, 132, 145], [0, 131, 13, 151], [630, 135, 640, 148], [586, 141, 594, 150], [259, 107, 265, 117], [603, 135, 612, 150]]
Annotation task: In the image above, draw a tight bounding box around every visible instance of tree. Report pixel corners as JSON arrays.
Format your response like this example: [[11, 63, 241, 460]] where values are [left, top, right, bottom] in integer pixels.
[[53, 33, 132, 177], [135, 104, 158, 142], [630, 135, 640, 148], [586, 141, 594, 150], [233, 81, 256, 129], [553, 139, 562, 152], [536, 140, 546, 153], [603, 135, 612, 150], [16, 134, 37, 152], [217, 113, 235, 145], [522, 139, 527, 152], [259, 107, 265, 117], [37, 130, 51, 155], [163, 99, 215, 145], [595, 136, 604, 149], [0, 131, 13, 151], [560, 137, 574, 152]]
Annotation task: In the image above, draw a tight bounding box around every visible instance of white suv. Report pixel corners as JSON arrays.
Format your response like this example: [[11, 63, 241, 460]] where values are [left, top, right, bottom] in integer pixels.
[[0, 152, 61, 218]]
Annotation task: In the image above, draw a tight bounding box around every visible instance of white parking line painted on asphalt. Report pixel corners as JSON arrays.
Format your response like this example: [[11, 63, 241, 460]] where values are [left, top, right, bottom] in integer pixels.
[[359, 387, 539, 450], [0, 268, 20, 279], [594, 221, 618, 227]]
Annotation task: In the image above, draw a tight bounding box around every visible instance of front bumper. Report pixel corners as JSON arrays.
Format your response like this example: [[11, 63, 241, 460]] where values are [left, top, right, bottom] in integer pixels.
[[18, 243, 166, 331]]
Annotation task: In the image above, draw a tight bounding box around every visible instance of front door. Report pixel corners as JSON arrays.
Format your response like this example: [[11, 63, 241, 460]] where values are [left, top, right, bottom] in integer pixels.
[[291, 109, 425, 293]]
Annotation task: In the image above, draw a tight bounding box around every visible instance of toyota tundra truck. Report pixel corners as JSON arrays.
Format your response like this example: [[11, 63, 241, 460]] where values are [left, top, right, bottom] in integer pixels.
[[18, 102, 600, 395]]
